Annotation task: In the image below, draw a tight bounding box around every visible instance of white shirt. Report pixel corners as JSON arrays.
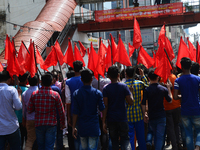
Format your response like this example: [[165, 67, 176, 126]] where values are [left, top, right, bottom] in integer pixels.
[[0, 83, 22, 135]]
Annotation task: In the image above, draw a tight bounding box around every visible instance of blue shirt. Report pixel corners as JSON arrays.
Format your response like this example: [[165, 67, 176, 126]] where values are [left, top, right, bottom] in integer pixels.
[[73, 85, 105, 137], [15, 85, 28, 123], [174, 74, 200, 116], [22, 86, 38, 120], [142, 83, 172, 120], [103, 82, 131, 122], [66, 76, 83, 116], [0, 83, 22, 135]]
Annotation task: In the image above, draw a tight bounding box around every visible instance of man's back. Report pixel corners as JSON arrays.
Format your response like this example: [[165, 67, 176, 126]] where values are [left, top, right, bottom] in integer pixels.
[[28, 86, 65, 127], [73, 85, 105, 137], [103, 82, 131, 122], [174, 74, 200, 116], [0, 83, 22, 135]]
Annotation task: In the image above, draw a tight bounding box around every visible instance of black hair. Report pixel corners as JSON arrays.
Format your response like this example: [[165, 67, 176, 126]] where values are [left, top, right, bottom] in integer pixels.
[[73, 61, 83, 72], [191, 62, 199, 75], [66, 70, 75, 79], [68, 67, 73, 71], [180, 57, 191, 70], [126, 66, 134, 78], [81, 69, 93, 83], [28, 74, 38, 86], [18, 72, 29, 83], [51, 70, 58, 81], [0, 68, 11, 82], [41, 73, 53, 87], [107, 66, 119, 79], [148, 69, 158, 81]]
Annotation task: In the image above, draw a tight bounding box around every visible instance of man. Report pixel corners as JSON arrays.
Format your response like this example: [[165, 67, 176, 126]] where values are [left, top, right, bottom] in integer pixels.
[[0, 69, 22, 150], [27, 73, 65, 150], [124, 66, 148, 150], [17, 72, 29, 148], [22, 75, 38, 150], [142, 69, 172, 150], [72, 69, 105, 150], [65, 60, 83, 150], [51, 71, 64, 150], [174, 57, 200, 150], [102, 66, 134, 149]]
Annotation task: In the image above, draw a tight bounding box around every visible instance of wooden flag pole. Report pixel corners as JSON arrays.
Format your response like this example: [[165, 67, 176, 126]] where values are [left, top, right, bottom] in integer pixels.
[[12, 37, 19, 89], [164, 48, 173, 70], [196, 41, 198, 62], [22, 41, 30, 54], [57, 60, 64, 81], [109, 34, 113, 65], [132, 47, 139, 86], [33, 41, 40, 89], [98, 37, 102, 90]]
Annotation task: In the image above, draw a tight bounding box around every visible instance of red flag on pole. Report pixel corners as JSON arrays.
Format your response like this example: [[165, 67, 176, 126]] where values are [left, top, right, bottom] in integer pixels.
[[176, 37, 190, 69], [137, 46, 154, 69], [88, 42, 98, 79], [113, 34, 132, 66], [105, 40, 112, 71], [154, 51, 172, 83], [133, 17, 142, 49], [96, 39, 107, 77], [87, 48, 90, 56], [63, 38, 75, 68], [128, 43, 135, 58], [197, 41, 200, 64], [43, 47, 58, 70], [158, 24, 166, 46], [78, 41, 86, 57], [164, 37, 175, 61], [35, 46, 48, 71], [25, 41, 37, 78], [74, 43, 86, 67], [0, 62, 3, 72], [54, 40, 64, 65], [4, 35, 12, 60], [17, 41, 29, 75], [110, 34, 118, 64], [187, 37, 196, 62]]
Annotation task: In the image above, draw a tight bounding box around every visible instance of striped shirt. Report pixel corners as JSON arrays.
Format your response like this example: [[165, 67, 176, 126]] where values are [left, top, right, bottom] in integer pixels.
[[125, 76, 148, 122]]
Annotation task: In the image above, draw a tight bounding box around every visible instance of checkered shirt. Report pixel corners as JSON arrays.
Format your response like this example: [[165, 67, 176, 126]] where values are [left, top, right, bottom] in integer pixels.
[[125, 76, 148, 122], [27, 86, 65, 127]]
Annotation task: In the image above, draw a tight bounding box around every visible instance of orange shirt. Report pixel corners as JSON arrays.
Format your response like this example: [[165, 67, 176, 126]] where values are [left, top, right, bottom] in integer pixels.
[[161, 74, 181, 110]]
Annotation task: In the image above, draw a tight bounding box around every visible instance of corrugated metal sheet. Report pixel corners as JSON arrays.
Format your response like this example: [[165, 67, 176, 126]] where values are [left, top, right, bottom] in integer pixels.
[[0, 0, 77, 63]]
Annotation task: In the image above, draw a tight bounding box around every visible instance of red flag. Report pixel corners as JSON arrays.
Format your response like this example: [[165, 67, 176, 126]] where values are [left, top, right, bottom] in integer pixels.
[[74, 43, 86, 67], [63, 38, 74, 68], [187, 38, 196, 62], [158, 24, 166, 46], [133, 17, 142, 49], [78, 41, 86, 57], [17, 41, 29, 75], [36, 46, 48, 71], [113, 35, 132, 66], [110, 34, 118, 64], [176, 37, 190, 69], [197, 41, 200, 64], [54, 40, 64, 65], [154, 51, 172, 83], [25, 41, 37, 78], [88, 42, 98, 79], [128, 43, 135, 58], [164, 37, 175, 61], [6, 38, 20, 77], [4, 35, 12, 60], [156, 39, 165, 61], [137, 46, 154, 69], [105, 40, 112, 71], [43, 47, 58, 70], [7, 53, 21, 77], [96, 40, 107, 77], [152, 51, 158, 68], [0, 62, 3, 72]]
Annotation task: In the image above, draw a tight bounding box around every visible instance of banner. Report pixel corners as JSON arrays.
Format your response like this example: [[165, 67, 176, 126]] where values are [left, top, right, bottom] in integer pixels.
[[95, 2, 183, 22]]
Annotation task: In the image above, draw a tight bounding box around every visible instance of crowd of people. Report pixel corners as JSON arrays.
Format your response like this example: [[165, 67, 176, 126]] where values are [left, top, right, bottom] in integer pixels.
[[0, 58, 200, 150]]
